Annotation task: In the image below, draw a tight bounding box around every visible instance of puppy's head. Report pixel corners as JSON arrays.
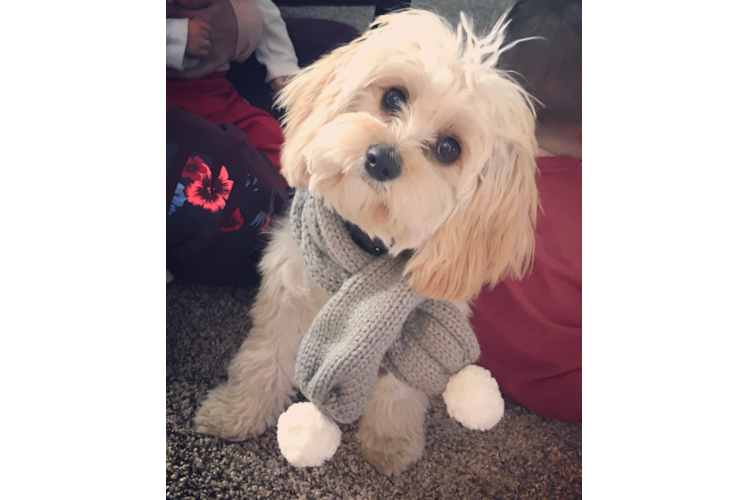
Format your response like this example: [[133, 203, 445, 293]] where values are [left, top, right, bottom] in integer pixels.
[[277, 10, 538, 302]]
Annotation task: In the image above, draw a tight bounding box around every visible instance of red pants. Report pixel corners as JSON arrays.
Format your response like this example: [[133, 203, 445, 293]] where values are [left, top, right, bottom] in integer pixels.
[[166, 73, 284, 171]]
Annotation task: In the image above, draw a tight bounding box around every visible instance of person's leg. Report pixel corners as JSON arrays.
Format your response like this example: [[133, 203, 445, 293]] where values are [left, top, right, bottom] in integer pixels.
[[226, 18, 360, 120], [166, 106, 287, 286], [167, 75, 284, 170]]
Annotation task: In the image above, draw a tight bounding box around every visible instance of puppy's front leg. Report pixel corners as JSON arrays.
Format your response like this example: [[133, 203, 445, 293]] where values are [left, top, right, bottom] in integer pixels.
[[194, 221, 326, 441], [356, 370, 430, 476]]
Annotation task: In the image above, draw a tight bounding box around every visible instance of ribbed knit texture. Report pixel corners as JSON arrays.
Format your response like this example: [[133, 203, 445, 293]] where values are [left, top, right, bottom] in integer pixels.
[[291, 190, 480, 424]]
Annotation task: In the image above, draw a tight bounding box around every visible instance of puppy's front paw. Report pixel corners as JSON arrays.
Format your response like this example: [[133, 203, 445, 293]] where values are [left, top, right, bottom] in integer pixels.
[[355, 372, 429, 476], [357, 425, 425, 476], [194, 382, 288, 441]]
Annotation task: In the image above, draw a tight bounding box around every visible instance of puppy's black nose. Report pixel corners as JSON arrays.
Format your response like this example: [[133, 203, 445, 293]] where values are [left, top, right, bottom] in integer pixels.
[[364, 144, 401, 181]]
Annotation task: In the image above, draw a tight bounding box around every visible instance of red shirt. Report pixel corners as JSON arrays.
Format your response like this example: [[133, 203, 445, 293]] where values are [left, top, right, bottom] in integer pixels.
[[470, 155, 582, 422]]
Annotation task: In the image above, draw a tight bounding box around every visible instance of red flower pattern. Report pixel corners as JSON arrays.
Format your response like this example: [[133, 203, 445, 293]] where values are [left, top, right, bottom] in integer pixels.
[[220, 208, 244, 232], [185, 166, 233, 212], [181, 156, 210, 182]]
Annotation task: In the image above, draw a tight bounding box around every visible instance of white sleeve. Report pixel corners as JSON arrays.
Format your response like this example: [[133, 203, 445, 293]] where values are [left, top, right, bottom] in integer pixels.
[[254, 0, 300, 82], [166, 18, 189, 71]]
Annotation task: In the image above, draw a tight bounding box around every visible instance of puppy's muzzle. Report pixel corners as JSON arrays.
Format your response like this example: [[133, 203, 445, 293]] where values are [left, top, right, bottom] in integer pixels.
[[364, 144, 401, 182]]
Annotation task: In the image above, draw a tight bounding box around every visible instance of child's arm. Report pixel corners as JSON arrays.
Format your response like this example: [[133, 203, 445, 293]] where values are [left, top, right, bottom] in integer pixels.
[[253, 0, 300, 91], [166, 0, 238, 79]]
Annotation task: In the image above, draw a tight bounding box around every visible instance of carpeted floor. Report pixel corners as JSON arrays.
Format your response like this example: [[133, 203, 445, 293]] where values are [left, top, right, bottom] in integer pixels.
[[167, 284, 581, 499], [167, 2, 581, 498]]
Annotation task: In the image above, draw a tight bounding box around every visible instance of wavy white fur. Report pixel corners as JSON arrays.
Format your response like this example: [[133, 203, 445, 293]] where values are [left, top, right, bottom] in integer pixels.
[[194, 9, 538, 476]]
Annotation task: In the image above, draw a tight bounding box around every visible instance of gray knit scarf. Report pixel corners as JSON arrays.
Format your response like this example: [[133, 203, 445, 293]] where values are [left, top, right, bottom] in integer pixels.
[[291, 189, 480, 424]]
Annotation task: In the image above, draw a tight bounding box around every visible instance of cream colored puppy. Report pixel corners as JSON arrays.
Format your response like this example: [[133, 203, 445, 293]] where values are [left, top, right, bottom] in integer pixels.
[[194, 9, 538, 476]]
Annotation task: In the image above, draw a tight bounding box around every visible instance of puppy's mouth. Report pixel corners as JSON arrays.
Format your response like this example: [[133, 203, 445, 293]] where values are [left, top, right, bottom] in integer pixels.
[[360, 170, 389, 194]]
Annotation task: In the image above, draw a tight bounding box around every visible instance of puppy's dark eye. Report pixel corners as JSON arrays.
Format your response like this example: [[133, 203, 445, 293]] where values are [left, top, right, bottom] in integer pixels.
[[434, 137, 461, 164], [382, 88, 406, 114]]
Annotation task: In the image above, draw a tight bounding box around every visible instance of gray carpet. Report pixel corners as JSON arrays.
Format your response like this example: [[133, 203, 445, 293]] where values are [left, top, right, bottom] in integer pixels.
[[167, 2, 581, 498], [167, 283, 581, 499]]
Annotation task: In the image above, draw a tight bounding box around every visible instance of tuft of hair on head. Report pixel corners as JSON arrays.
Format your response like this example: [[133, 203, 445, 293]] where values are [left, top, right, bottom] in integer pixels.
[[455, 10, 513, 71], [496, 0, 582, 129]]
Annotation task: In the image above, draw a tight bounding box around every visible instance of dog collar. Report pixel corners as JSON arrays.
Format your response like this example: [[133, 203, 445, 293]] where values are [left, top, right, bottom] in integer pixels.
[[345, 222, 389, 257], [344, 221, 415, 260]]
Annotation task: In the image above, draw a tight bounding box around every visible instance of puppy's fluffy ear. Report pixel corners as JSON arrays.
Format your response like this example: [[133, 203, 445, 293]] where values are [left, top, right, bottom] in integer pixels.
[[406, 145, 538, 302], [275, 40, 362, 189]]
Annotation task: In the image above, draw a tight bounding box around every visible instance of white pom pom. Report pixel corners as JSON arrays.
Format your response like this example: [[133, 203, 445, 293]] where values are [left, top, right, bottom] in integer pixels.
[[277, 402, 342, 467], [442, 365, 504, 431]]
